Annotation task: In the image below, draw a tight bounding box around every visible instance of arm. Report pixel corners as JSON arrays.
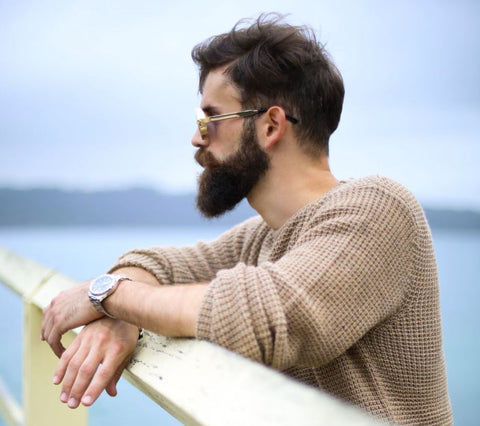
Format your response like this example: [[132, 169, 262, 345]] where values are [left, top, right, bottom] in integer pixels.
[[41, 266, 163, 357], [40, 215, 264, 351], [41, 266, 163, 409], [104, 280, 208, 337], [42, 272, 208, 409], [40, 219, 260, 408], [40, 216, 263, 355], [42, 279, 208, 347]]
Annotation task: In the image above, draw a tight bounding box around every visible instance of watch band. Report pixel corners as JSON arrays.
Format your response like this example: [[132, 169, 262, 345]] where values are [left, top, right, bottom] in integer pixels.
[[90, 296, 118, 319], [88, 274, 131, 319]]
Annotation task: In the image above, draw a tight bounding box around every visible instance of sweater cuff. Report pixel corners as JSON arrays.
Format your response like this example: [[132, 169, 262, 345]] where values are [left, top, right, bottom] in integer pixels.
[[108, 252, 170, 285], [196, 280, 214, 340], [195, 269, 254, 352], [196, 275, 228, 342]]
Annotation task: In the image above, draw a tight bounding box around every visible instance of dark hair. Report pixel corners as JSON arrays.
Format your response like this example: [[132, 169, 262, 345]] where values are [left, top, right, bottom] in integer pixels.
[[191, 13, 345, 155]]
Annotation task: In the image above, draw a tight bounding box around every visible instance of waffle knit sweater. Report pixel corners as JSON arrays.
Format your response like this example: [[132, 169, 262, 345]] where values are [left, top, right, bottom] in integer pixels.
[[111, 176, 452, 425]]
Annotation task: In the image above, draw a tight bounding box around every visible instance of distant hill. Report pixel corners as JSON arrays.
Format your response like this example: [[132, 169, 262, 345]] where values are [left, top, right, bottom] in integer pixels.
[[0, 187, 255, 227], [0, 187, 479, 230], [423, 208, 480, 230]]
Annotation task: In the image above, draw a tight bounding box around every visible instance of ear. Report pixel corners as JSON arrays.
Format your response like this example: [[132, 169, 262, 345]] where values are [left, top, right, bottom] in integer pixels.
[[259, 106, 288, 150]]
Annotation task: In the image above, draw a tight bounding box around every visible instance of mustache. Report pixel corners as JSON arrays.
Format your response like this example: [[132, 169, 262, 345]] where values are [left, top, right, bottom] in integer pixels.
[[195, 149, 221, 169]]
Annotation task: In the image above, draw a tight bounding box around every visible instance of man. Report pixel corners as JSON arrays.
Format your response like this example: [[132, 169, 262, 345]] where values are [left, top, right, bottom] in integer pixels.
[[41, 14, 452, 424]]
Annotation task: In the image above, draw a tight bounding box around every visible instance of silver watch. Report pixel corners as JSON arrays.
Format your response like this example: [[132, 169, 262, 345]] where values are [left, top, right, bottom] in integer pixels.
[[88, 274, 131, 318]]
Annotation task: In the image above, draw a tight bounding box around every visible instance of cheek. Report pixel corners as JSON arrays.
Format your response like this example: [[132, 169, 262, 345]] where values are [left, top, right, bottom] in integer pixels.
[[209, 125, 242, 160]]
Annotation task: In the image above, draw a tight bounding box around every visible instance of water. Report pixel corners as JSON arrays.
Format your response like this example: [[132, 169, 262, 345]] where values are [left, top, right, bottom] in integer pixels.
[[0, 226, 479, 425]]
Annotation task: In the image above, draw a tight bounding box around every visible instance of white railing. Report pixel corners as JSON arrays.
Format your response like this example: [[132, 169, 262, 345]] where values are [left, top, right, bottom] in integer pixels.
[[0, 245, 383, 426]]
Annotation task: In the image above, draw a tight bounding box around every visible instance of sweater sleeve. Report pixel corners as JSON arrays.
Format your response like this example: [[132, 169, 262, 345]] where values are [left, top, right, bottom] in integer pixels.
[[196, 183, 418, 370], [109, 216, 265, 285]]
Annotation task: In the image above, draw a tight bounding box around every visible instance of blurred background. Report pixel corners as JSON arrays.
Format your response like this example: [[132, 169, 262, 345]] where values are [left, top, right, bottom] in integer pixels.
[[0, 0, 479, 206], [0, 1, 479, 425]]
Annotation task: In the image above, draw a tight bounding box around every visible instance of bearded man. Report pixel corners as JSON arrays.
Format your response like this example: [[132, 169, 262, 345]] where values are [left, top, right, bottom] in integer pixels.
[[41, 14, 452, 425]]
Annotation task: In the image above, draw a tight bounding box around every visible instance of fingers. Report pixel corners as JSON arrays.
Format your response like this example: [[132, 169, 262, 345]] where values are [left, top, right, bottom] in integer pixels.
[[45, 327, 66, 359], [53, 319, 139, 409], [41, 281, 101, 358], [64, 349, 113, 408], [78, 359, 119, 407], [53, 336, 80, 385], [59, 345, 94, 408], [41, 302, 66, 358]]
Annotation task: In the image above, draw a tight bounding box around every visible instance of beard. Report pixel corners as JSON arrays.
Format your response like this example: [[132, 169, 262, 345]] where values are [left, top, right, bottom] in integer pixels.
[[195, 120, 270, 218]]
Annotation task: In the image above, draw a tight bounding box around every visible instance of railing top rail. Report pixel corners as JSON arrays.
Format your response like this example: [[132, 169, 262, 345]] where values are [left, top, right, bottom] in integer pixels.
[[0, 245, 382, 426]]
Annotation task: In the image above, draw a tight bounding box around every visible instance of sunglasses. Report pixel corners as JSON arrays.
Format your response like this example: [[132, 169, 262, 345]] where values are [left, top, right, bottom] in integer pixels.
[[195, 107, 298, 140]]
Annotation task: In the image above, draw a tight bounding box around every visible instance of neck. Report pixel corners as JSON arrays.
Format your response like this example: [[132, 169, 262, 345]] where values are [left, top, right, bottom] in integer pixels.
[[247, 154, 339, 230]]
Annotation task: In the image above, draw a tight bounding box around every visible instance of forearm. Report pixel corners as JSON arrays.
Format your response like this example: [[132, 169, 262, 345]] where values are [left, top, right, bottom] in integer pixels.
[[42, 271, 208, 409], [103, 280, 208, 337]]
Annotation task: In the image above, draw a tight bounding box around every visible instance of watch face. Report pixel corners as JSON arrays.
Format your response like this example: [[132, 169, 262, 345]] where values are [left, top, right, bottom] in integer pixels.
[[91, 274, 114, 295]]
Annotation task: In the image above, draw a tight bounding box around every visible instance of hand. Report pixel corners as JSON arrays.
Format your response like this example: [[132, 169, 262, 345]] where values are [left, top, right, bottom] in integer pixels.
[[53, 317, 140, 409], [42, 280, 102, 357]]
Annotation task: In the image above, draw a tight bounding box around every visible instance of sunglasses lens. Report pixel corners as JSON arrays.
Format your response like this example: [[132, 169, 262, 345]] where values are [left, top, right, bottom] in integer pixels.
[[195, 108, 208, 139], [198, 122, 208, 139]]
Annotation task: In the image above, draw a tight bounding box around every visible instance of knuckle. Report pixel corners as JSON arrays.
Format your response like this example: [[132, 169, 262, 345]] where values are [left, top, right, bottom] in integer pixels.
[[110, 341, 127, 357], [60, 348, 71, 361], [69, 359, 82, 372], [96, 331, 109, 345], [59, 350, 74, 366], [53, 312, 64, 326], [96, 366, 114, 381], [78, 363, 95, 377]]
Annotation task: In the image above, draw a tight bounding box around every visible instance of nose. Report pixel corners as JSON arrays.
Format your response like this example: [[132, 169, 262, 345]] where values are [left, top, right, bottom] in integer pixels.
[[191, 128, 208, 148]]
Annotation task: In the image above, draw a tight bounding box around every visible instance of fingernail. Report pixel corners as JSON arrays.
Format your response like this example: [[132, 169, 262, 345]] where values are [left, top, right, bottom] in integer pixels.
[[68, 397, 77, 408], [60, 392, 68, 402], [82, 395, 93, 405], [53, 376, 59, 385]]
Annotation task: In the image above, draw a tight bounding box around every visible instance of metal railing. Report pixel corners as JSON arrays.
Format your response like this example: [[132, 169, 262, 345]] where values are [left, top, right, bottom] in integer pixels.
[[0, 246, 382, 426]]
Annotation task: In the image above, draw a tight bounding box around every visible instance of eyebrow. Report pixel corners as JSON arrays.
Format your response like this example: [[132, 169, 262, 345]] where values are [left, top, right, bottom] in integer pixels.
[[200, 105, 221, 117]]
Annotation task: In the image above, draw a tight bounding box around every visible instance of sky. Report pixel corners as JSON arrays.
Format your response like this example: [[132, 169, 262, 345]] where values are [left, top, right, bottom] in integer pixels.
[[0, 0, 479, 209]]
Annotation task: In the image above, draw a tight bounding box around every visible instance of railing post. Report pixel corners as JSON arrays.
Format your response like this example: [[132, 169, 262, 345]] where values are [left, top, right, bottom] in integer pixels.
[[23, 301, 88, 426]]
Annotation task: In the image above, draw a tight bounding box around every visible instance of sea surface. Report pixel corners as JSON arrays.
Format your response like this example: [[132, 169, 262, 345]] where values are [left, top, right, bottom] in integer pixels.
[[0, 225, 479, 425]]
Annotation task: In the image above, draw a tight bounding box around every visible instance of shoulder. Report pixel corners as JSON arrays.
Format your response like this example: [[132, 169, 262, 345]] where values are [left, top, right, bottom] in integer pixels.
[[301, 176, 428, 235], [327, 175, 423, 217], [334, 175, 418, 204]]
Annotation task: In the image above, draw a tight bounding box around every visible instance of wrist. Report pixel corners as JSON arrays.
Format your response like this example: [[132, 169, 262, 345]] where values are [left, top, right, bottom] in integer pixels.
[[88, 274, 132, 318]]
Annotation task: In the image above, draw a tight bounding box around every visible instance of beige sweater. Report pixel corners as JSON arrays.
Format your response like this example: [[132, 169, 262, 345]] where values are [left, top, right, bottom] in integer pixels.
[[111, 176, 452, 425]]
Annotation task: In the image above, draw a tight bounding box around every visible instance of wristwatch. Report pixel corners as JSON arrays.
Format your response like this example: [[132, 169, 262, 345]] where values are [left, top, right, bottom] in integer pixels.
[[88, 274, 132, 318]]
